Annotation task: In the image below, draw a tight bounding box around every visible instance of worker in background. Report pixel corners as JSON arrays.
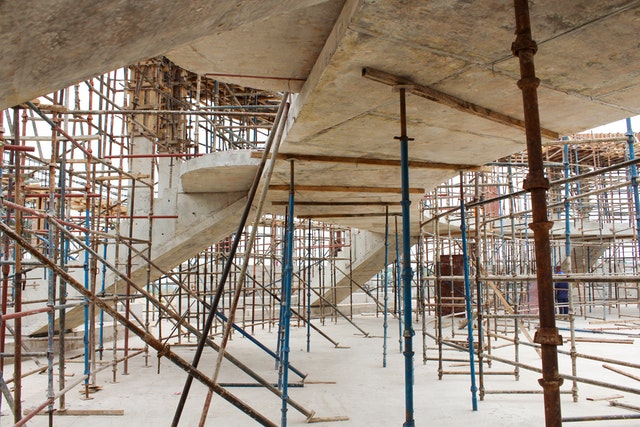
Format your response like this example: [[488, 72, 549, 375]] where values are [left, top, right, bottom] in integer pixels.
[[554, 265, 569, 315]]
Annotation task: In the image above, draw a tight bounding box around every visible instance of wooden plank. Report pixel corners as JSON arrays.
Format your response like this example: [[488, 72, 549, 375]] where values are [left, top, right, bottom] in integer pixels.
[[308, 416, 350, 423], [303, 380, 337, 385], [271, 201, 401, 206], [576, 338, 634, 344], [269, 185, 423, 194], [94, 173, 150, 182], [586, 394, 624, 401], [253, 152, 480, 171], [26, 409, 125, 416], [362, 67, 560, 140], [298, 212, 402, 219]]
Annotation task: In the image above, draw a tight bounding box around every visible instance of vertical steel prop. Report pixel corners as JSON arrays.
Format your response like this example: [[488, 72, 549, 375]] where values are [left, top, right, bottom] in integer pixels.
[[512, 1, 563, 425], [280, 160, 295, 427], [563, 142, 579, 401], [395, 86, 415, 427], [394, 215, 402, 353], [473, 174, 485, 400], [383, 206, 389, 368], [625, 118, 640, 254], [306, 218, 312, 353], [12, 106, 23, 424], [83, 183, 91, 397], [460, 175, 478, 411]]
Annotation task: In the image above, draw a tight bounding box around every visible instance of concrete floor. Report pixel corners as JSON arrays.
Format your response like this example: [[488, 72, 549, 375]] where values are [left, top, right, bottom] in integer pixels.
[[8, 311, 640, 426]]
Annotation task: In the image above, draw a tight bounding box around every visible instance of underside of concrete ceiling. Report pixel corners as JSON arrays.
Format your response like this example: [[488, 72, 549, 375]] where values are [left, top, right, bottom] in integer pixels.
[[3, 0, 640, 235]]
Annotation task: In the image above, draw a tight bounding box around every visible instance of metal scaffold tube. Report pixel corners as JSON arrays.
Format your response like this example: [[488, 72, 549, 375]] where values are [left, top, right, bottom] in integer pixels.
[[383, 206, 389, 368], [460, 174, 478, 410], [279, 160, 295, 427], [306, 218, 312, 353], [512, 1, 563, 425], [12, 106, 23, 424], [626, 118, 640, 254], [474, 173, 486, 400], [395, 86, 415, 427]]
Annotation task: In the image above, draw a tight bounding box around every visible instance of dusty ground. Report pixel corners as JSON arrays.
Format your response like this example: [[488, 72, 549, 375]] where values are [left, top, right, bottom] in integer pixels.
[[4, 308, 640, 426]]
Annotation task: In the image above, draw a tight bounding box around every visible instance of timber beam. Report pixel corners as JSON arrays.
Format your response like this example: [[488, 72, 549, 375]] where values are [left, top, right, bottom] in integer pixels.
[[251, 151, 480, 171], [362, 67, 560, 140], [268, 185, 424, 194], [271, 201, 401, 206], [297, 212, 401, 219]]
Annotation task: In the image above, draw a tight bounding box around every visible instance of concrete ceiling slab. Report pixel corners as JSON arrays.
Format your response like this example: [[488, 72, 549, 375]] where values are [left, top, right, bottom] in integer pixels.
[[0, 0, 331, 110], [165, 0, 346, 93], [262, 0, 640, 235], [495, 2, 640, 100], [4, 0, 640, 238]]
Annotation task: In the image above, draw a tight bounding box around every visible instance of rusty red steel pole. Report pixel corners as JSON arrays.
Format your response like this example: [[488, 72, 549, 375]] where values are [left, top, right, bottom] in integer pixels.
[[12, 106, 23, 424], [511, 1, 563, 426]]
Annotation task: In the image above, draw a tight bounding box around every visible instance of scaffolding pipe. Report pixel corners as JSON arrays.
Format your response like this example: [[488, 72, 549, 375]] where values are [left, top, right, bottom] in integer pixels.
[[12, 106, 23, 424], [47, 109, 277, 116], [13, 398, 55, 427], [474, 173, 486, 400], [563, 414, 640, 422], [280, 160, 295, 427], [460, 175, 478, 410], [424, 274, 640, 283], [99, 230, 107, 359], [306, 219, 312, 353], [625, 118, 640, 254], [563, 144, 571, 266], [0, 129, 8, 380], [213, 311, 305, 380], [383, 206, 389, 368], [83, 192, 91, 396], [395, 216, 402, 353], [434, 192, 443, 379], [0, 306, 53, 321], [395, 86, 415, 427], [46, 161, 56, 424], [0, 371, 14, 418], [563, 143, 579, 402], [512, 2, 563, 425]]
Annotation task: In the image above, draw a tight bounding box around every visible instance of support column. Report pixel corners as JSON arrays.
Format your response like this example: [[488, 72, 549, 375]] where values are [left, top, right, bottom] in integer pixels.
[[280, 160, 295, 427], [460, 175, 478, 410], [12, 106, 23, 424], [394, 86, 415, 427], [383, 206, 389, 368], [625, 119, 640, 254], [511, 1, 563, 426]]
